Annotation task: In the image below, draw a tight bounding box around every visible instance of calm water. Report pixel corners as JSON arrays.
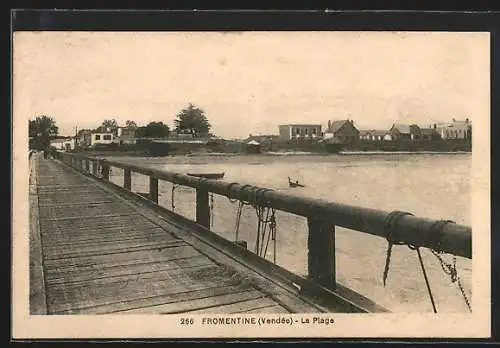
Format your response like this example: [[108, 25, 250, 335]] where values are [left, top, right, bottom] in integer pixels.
[[106, 153, 472, 313]]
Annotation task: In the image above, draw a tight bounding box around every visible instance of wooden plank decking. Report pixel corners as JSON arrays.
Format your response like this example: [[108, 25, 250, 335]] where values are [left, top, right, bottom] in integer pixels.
[[30, 154, 323, 315]]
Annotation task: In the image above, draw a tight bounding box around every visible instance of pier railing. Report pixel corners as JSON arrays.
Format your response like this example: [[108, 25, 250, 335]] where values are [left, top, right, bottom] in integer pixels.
[[54, 151, 472, 293]]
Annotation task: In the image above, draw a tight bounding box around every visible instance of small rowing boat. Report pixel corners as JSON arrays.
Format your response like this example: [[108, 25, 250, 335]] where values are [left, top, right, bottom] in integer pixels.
[[288, 177, 305, 188], [187, 172, 225, 179]]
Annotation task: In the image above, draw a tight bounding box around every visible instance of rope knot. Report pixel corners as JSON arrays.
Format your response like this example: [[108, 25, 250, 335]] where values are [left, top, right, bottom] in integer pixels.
[[382, 210, 414, 286]]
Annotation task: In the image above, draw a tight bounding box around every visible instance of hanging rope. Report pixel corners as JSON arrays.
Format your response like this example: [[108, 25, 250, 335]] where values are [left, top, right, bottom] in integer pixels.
[[209, 192, 215, 227], [225, 184, 278, 263], [382, 210, 415, 286], [171, 184, 176, 211], [383, 211, 439, 312], [233, 200, 245, 241], [382, 215, 472, 313], [262, 208, 277, 264], [408, 244, 437, 313], [253, 204, 277, 263]]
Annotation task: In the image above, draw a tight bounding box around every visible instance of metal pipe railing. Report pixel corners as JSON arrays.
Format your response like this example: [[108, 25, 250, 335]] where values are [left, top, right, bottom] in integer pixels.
[[55, 151, 472, 292]]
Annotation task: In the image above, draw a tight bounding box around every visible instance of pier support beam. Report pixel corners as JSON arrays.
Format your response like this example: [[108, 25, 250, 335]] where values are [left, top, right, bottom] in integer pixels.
[[149, 176, 158, 204], [307, 217, 336, 290], [196, 189, 210, 229]]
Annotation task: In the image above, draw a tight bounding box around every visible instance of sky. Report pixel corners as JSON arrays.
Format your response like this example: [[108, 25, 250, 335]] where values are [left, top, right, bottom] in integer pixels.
[[13, 31, 489, 139]]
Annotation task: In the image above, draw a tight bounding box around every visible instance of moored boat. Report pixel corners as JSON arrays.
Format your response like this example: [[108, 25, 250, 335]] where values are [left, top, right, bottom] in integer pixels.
[[187, 172, 225, 179]]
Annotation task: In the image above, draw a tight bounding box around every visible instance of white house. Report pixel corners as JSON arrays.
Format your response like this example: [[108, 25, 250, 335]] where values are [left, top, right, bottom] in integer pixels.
[[435, 118, 471, 140], [91, 132, 116, 146], [50, 137, 75, 151]]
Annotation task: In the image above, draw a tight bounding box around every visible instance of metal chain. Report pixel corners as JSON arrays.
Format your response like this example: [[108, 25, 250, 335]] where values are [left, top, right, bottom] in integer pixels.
[[430, 249, 472, 312]]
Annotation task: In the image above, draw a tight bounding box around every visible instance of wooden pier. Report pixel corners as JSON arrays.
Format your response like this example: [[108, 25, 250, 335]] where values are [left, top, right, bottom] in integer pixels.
[[30, 151, 472, 315]]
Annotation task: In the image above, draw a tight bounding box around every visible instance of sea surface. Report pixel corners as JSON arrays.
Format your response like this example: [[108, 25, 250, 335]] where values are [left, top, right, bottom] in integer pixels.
[[106, 153, 472, 313]]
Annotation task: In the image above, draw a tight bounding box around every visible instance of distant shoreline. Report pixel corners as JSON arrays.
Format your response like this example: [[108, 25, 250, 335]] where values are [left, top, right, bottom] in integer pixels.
[[76, 150, 471, 158]]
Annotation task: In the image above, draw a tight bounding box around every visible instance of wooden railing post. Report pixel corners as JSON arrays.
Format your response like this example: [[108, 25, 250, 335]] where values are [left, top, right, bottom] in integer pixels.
[[124, 168, 132, 190], [196, 189, 210, 229], [307, 217, 336, 290], [92, 160, 98, 176], [149, 176, 158, 204], [102, 164, 110, 181]]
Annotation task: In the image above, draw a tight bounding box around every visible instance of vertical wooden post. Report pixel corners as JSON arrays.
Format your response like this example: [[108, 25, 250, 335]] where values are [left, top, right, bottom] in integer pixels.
[[196, 189, 210, 229], [149, 176, 158, 204], [124, 168, 132, 190], [102, 164, 110, 181], [307, 217, 336, 290], [92, 160, 98, 176]]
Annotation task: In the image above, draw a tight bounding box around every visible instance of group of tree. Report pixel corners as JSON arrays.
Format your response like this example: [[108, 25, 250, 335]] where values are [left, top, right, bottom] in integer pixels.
[[95, 103, 212, 139], [28, 103, 213, 149], [29, 115, 59, 150], [135, 122, 170, 138], [173, 103, 211, 137]]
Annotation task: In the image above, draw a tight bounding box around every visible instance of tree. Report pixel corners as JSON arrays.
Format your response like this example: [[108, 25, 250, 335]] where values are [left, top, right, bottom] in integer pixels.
[[98, 119, 119, 135], [174, 103, 211, 137], [29, 115, 59, 150], [125, 120, 138, 130], [135, 121, 170, 138]]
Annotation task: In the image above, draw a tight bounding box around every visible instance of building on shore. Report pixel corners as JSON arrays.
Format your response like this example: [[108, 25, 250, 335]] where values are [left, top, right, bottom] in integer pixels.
[[77, 129, 92, 148], [419, 127, 441, 140], [323, 119, 359, 144], [434, 118, 472, 140], [50, 137, 76, 151], [388, 123, 421, 140], [278, 124, 322, 141], [359, 129, 391, 141], [117, 127, 137, 145], [245, 140, 262, 154], [77, 127, 118, 148], [90, 131, 116, 147]]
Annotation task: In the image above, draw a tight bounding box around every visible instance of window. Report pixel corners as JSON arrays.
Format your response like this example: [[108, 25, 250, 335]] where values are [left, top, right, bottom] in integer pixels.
[[313, 128, 317, 135], [95, 135, 101, 140], [296, 128, 300, 134], [103, 135, 112, 140], [305, 128, 308, 135]]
